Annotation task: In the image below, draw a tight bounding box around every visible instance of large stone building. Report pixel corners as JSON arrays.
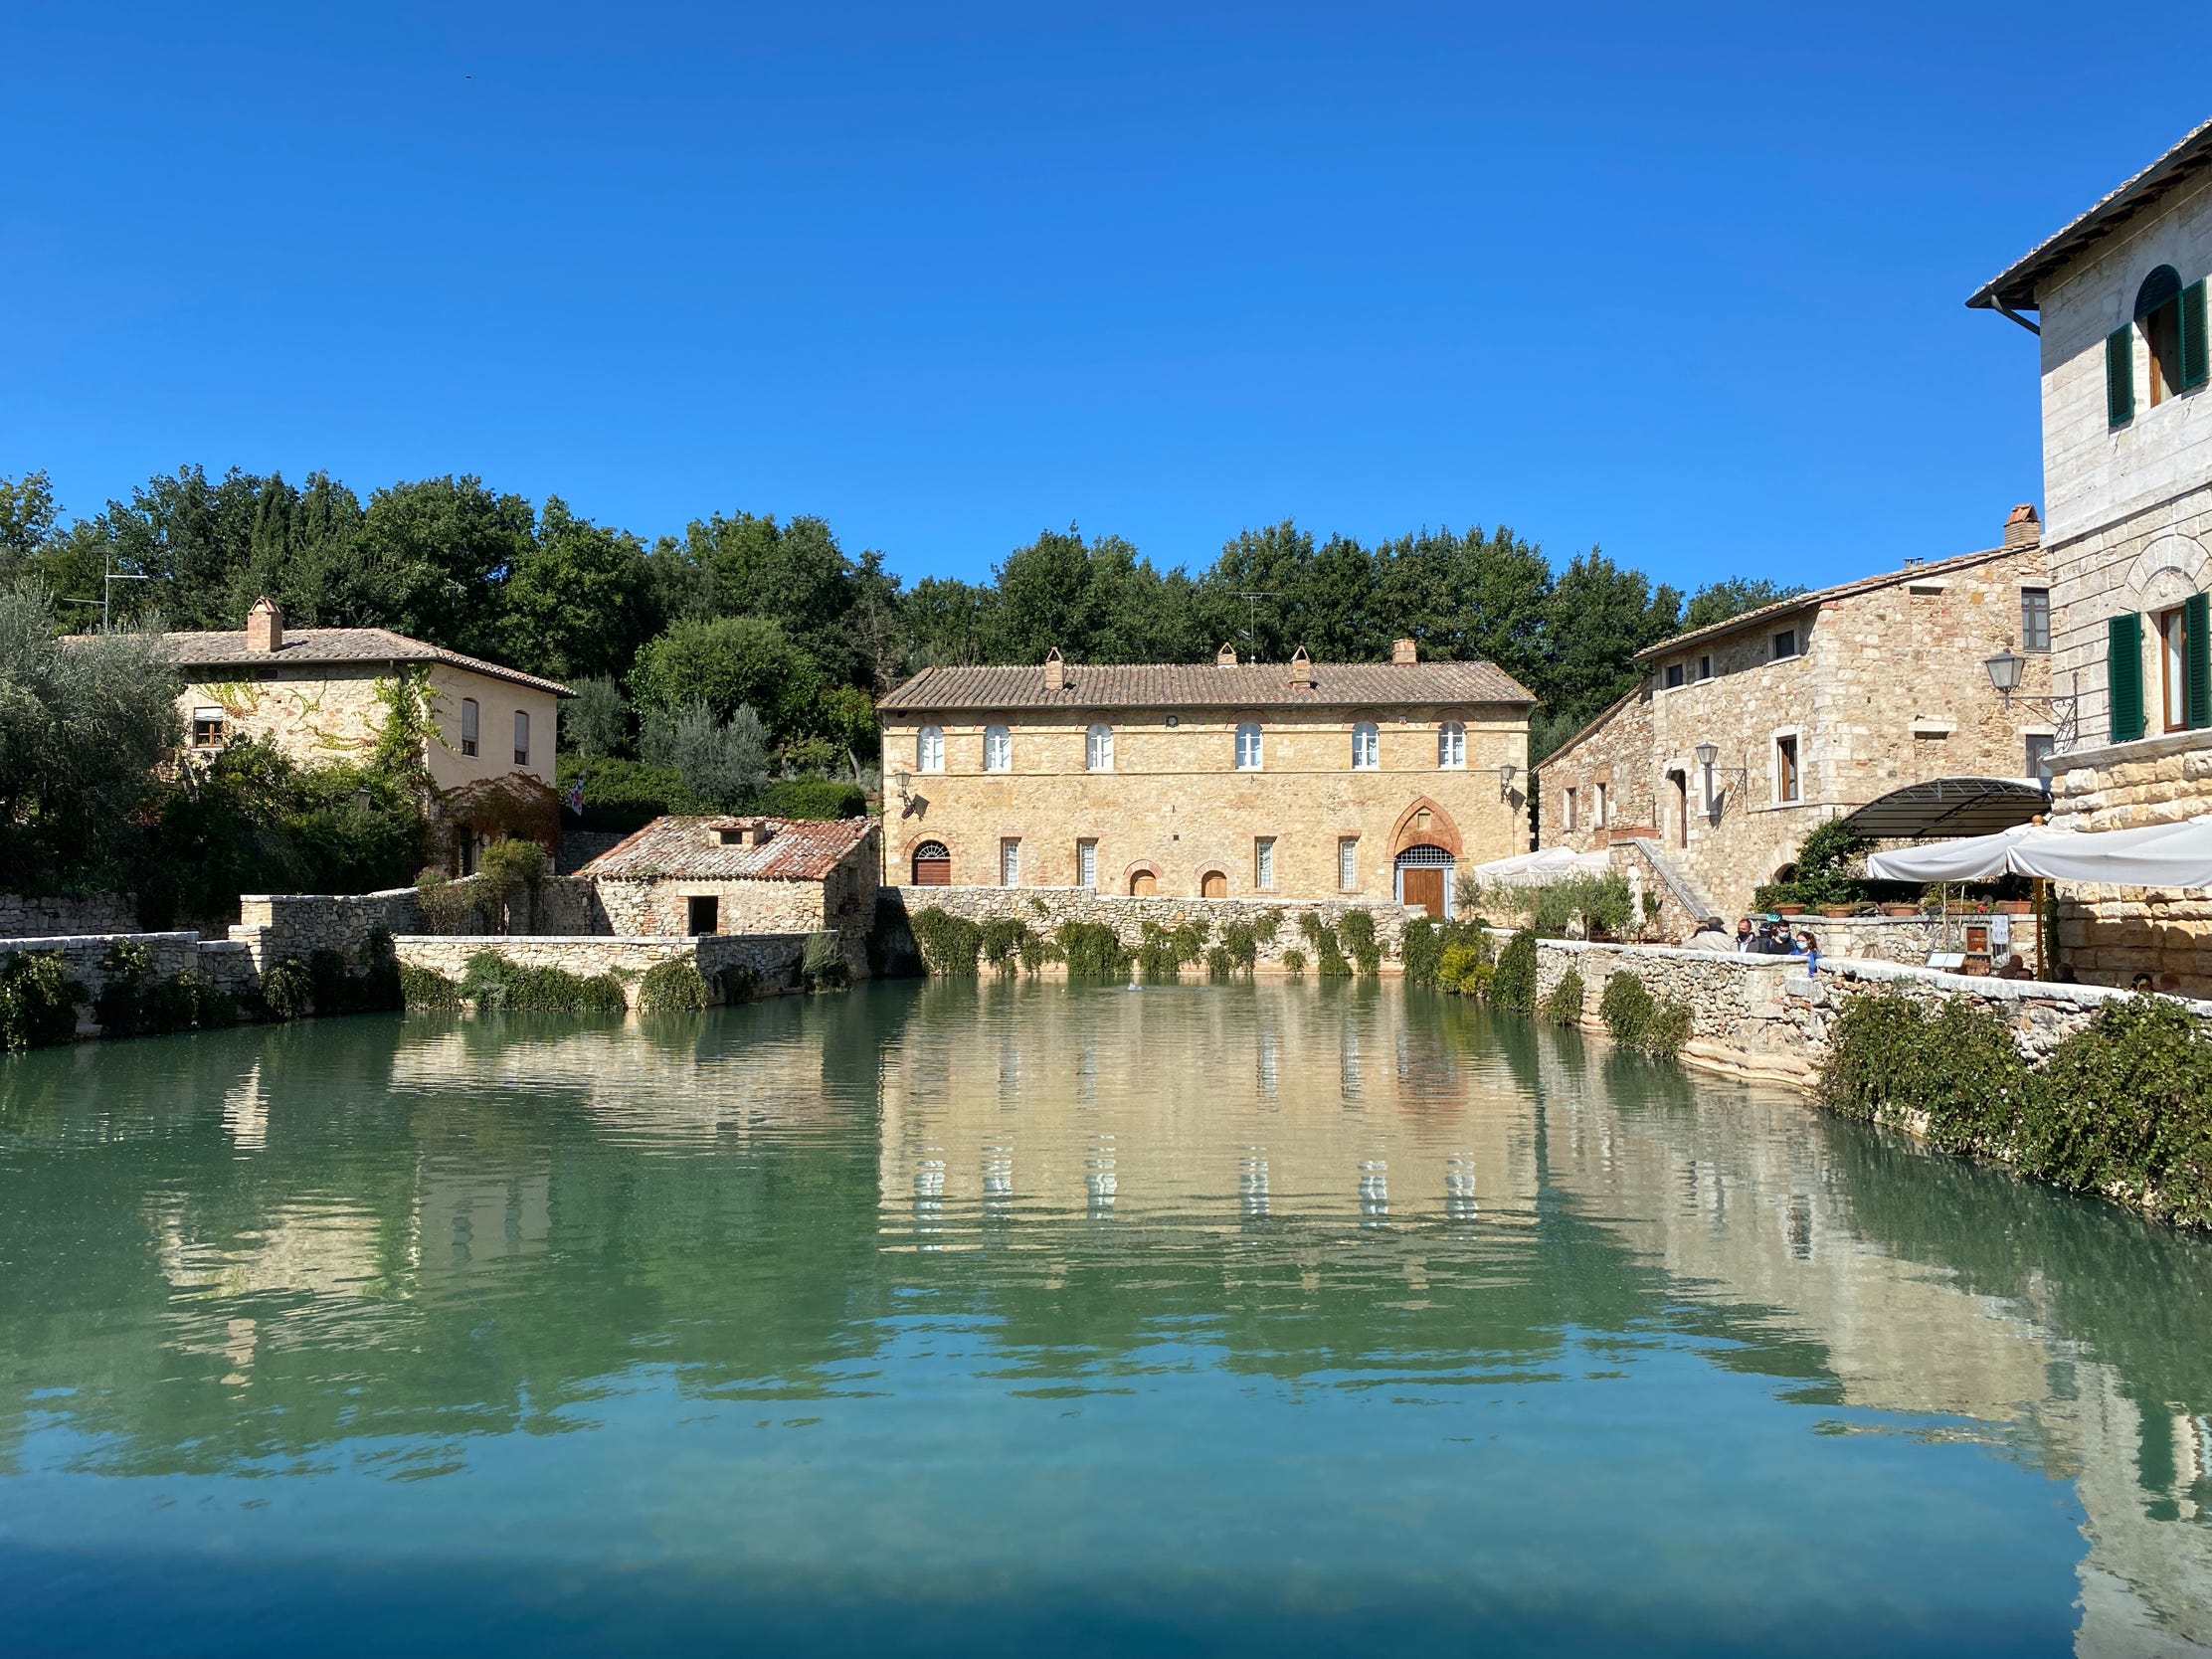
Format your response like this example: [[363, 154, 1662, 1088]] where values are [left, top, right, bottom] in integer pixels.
[[873, 642, 1534, 915], [150, 597, 569, 867], [1538, 522, 2053, 922], [1969, 119, 2212, 989]]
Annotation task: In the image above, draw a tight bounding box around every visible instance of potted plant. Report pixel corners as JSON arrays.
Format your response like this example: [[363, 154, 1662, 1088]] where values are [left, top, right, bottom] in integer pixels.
[[1820, 904, 1855, 918], [1880, 903, 1919, 917]]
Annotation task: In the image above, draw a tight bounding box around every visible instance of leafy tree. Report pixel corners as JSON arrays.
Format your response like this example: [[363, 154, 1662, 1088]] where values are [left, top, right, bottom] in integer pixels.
[[1537, 549, 1682, 759], [0, 469, 58, 566], [499, 496, 656, 680], [644, 699, 769, 812], [354, 475, 535, 659], [560, 675, 633, 759], [1684, 576, 1803, 632], [631, 615, 822, 733]]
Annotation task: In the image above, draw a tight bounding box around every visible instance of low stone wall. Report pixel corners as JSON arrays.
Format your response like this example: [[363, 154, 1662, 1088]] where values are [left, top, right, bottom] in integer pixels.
[[0, 931, 257, 1034], [1527, 937, 2212, 1089], [231, 886, 424, 971], [881, 885, 1422, 970], [0, 892, 139, 938], [391, 932, 812, 1006]]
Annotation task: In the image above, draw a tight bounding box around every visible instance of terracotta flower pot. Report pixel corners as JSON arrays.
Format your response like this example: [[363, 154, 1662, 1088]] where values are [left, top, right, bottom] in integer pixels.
[[1820, 906, 1854, 918], [1880, 904, 1918, 917], [1997, 900, 2032, 915]]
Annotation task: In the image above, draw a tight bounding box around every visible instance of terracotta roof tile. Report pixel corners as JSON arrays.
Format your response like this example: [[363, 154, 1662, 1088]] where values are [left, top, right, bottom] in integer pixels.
[[580, 815, 873, 881], [875, 658, 1535, 714], [96, 626, 574, 697]]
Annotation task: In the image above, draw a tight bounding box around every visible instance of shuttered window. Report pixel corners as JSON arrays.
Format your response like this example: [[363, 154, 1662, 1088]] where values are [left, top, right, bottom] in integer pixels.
[[2109, 613, 2146, 742], [2185, 281, 2211, 391], [2108, 327, 2135, 426], [2188, 592, 2212, 730]]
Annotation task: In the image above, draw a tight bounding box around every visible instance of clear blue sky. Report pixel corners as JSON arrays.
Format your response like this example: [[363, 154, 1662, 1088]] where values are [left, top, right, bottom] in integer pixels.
[[6, 2, 2209, 595]]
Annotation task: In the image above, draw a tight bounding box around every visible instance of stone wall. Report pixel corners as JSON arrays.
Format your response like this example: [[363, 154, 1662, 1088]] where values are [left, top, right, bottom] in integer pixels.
[[2044, 729, 2212, 995], [0, 931, 258, 1033], [391, 932, 811, 1005], [558, 830, 630, 874], [0, 892, 139, 938], [882, 883, 1421, 970], [230, 886, 424, 971]]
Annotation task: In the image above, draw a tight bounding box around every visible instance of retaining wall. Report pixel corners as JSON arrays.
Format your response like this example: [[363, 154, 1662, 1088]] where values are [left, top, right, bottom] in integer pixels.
[[391, 932, 812, 1006], [0, 893, 139, 938], [0, 931, 259, 1033]]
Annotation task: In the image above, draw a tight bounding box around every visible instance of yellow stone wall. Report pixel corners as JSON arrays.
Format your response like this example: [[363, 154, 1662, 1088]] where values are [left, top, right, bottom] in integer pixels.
[[877, 705, 1529, 903], [2048, 730, 2212, 993]]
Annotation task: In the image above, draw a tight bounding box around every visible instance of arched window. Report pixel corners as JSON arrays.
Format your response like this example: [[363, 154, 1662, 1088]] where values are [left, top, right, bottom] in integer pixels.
[[2117, 265, 2208, 422], [1351, 721, 1379, 770], [916, 725, 945, 772], [1086, 723, 1114, 771], [911, 841, 951, 885], [2139, 266, 2185, 406], [983, 724, 1012, 772], [1234, 722, 1263, 770], [1436, 721, 1466, 769]]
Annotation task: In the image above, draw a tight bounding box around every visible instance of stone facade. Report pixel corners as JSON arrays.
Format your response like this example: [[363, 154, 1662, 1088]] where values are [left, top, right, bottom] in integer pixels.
[[391, 932, 811, 1005], [1538, 532, 2054, 921], [880, 884, 1421, 971], [0, 892, 138, 938]]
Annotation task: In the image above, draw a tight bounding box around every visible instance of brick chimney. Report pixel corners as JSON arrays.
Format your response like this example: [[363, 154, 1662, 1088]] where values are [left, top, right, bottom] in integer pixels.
[[1043, 646, 1067, 691], [246, 596, 283, 653], [1391, 637, 1417, 665], [1288, 646, 1316, 688], [2003, 503, 2042, 549], [1216, 642, 1238, 666]]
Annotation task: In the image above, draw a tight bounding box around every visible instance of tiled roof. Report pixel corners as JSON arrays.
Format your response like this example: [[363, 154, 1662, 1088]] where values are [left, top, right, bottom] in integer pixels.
[[580, 815, 873, 881], [109, 627, 574, 697], [1632, 544, 2024, 663], [876, 658, 1535, 714]]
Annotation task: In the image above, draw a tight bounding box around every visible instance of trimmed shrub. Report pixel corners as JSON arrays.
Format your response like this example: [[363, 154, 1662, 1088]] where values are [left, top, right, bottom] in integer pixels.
[[1490, 929, 1537, 1014], [1542, 967, 1585, 1026], [1339, 909, 1382, 975], [0, 951, 85, 1052], [1436, 943, 1492, 997], [909, 907, 983, 975], [1057, 921, 1129, 981], [459, 951, 628, 1014], [758, 778, 867, 821], [802, 931, 850, 992], [2027, 996, 2212, 1221], [399, 963, 462, 1012], [1204, 945, 1234, 981], [639, 957, 710, 1013]]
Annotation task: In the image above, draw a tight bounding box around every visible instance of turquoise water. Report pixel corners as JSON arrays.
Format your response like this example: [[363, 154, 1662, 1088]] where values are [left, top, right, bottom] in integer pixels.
[[3, 980, 2210, 1656]]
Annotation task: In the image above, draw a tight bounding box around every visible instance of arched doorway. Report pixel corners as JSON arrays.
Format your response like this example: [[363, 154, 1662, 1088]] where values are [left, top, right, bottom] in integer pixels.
[[1199, 870, 1227, 899], [911, 840, 951, 885], [1129, 870, 1158, 897], [1394, 844, 1454, 918]]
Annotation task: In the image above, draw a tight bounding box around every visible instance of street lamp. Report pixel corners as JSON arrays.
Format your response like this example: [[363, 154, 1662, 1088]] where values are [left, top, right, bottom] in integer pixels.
[[1984, 647, 2026, 705], [1691, 742, 1746, 818], [1497, 762, 1517, 801]]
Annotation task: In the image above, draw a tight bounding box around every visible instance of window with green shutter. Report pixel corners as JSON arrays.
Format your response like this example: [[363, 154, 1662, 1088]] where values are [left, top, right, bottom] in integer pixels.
[[2182, 280, 2209, 391], [2109, 612, 2146, 742], [2108, 327, 2135, 425], [2188, 592, 2212, 730]]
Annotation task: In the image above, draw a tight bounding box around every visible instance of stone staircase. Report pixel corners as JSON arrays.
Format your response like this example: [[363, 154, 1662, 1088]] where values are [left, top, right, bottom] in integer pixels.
[[1616, 836, 1723, 928]]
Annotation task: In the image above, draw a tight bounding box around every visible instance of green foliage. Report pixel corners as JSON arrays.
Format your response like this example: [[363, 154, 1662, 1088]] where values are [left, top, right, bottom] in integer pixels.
[[715, 963, 761, 1004], [1204, 945, 1234, 980], [368, 666, 445, 788], [91, 939, 237, 1036], [1681, 576, 1804, 632], [1491, 929, 1538, 1014], [0, 950, 84, 1052], [260, 956, 315, 1021], [477, 836, 548, 893], [633, 615, 821, 732], [1252, 908, 1284, 945], [1596, 970, 1691, 1055], [980, 916, 1030, 970], [560, 675, 633, 759], [802, 931, 850, 991], [1753, 819, 1875, 912], [303, 932, 404, 1016], [1218, 920, 1259, 974], [1435, 944, 1494, 997], [1338, 909, 1382, 975], [1137, 918, 1208, 981], [1485, 870, 1635, 941], [555, 754, 699, 831], [1280, 947, 1307, 975], [1056, 921, 1130, 981], [909, 906, 983, 975], [1542, 967, 1585, 1026], [415, 870, 488, 935], [642, 698, 769, 814], [758, 778, 867, 820], [1296, 910, 1351, 977], [639, 957, 710, 1013], [399, 963, 462, 1011], [458, 951, 628, 1014]]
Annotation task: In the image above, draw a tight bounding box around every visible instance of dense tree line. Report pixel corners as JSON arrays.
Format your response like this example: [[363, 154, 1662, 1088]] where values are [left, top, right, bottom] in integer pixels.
[[0, 465, 1796, 770]]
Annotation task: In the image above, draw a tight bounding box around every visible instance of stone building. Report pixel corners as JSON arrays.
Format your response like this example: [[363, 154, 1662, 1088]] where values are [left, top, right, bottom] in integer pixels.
[[872, 642, 1535, 916], [1969, 119, 2212, 990], [145, 597, 570, 867], [579, 815, 878, 944], [1538, 524, 2053, 922]]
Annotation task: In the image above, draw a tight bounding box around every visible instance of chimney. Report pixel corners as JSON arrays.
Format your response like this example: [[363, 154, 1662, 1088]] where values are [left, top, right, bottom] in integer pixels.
[[1043, 646, 1066, 692], [1216, 642, 1238, 666], [1288, 645, 1316, 688], [714, 819, 775, 848], [246, 596, 283, 653], [2003, 503, 2042, 549], [1391, 637, 1417, 665]]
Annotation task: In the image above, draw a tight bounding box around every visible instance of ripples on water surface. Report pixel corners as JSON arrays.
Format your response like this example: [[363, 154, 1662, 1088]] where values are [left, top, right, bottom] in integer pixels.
[[3, 980, 2211, 1656]]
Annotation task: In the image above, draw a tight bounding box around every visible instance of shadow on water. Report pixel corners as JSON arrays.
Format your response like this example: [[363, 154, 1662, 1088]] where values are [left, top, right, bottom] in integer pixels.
[[0, 978, 2208, 1655]]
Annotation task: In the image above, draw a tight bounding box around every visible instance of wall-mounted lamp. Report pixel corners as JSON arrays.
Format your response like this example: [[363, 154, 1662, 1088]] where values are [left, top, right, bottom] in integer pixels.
[[1497, 761, 1518, 801], [1982, 644, 2078, 751], [1693, 743, 1748, 819]]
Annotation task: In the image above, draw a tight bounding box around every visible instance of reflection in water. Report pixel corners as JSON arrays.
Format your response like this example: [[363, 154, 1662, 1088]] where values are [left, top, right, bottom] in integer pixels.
[[0, 982, 2209, 1656]]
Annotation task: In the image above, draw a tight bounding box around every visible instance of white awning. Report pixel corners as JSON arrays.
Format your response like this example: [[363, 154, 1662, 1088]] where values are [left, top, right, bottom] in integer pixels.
[[1866, 815, 2212, 889], [1464, 846, 1614, 886]]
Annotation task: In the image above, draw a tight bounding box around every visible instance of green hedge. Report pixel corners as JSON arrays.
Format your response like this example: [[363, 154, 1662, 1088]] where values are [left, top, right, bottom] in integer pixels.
[[1490, 929, 1538, 1014], [1, 951, 84, 1052], [639, 958, 710, 1013], [458, 951, 628, 1014], [909, 907, 983, 975], [1057, 921, 1129, 981], [759, 778, 867, 821], [399, 963, 462, 1012], [1541, 967, 1585, 1027]]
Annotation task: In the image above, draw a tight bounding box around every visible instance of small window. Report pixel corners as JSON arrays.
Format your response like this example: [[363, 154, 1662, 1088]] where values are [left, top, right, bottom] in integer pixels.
[[1593, 782, 1609, 827], [1086, 723, 1113, 772], [1772, 629, 1799, 661], [190, 706, 226, 747], [2021, 588, 2051, 652], [1698, 654, 1713, 681], [1563, 787, 1577, 830], [1436, 722, 1466, 769], [1077, 838, 1098, 889], [2025, 733, 2056, 782], [1234, 722, 1263, 770], [911, 840, 951, 884], [1664, 663, 1685, 689], [984, 724, 1012, 771], [1776, 734, 1801, 803], [461, 697, 479, 757], [917, 725, 945, 772], [1351, 721, 1379, 770], [1000, 837, 1020, 886], [1254, 836, 1275, 890], [1338, 836, 1358, 891], [514, 709, 530, 766], [686, 895, 719, 935]]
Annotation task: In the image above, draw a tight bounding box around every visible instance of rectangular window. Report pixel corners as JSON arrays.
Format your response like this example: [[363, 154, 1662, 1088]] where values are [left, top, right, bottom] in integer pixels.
[[190, 707, 226, 747], [2160, 606, 2190, 732], [984, 725, 1012, 771], [1697, 654, 1713, 681], [1077, 838, 1098, 889], [1775, 734, 1801, 803], [1000, 838, 1020, 886], [1664, 663, 1685, 689], [686, 895, 719, 935], [461, 697, 479, 757], [1254, 836, 1275, 891], [2025, 734, 2056, 782], [514, 709, 530, 766], [1771, 629, 1798, 661], [2020, 588, 2051, 652], [1338, 836, 1358, 891], [1593, 782, 1608, 827], [1563, 787, 1577, 830], [1085, 725, 1113, 771]]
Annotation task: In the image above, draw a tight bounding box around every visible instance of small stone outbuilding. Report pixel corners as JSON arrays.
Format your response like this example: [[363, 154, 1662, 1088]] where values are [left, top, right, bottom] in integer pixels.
[[579, 815, 878, 943]]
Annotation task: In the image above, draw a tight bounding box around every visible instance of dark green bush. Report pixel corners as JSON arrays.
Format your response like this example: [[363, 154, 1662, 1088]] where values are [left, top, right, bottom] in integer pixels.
[[1280, 947, 1307, 975], [1297, 912, 1351, 977], [459, 951, 628, 1014], [1820, 991, 2032, 1155], [1057, 921, 1130, 981], [716, 962, 761, 1003], [260, 957, 315, 1021], [1253, 909, 1284, 945], [1218, 920, 1259, 974], [2028, 997, 2212, 1220], [758, 778, 867, 821], [1491, 929, 1537, 1013], [1339, 909, 1382, 975], [980, 916, 1030, 970], [1542, 967, 1585, 1026], [92, 940, 236, 1036], [801, 931, 850, 992], [556, 754, 699, 831], [0, 951, 84, 1052], [909, 907, 983, 975], [1204, 944, 1234, 980], [1595, 970, 1692, 1056], [399, 963, 461, 1012], [1136, 918, 1208, 981], [639, 957, 710, 1013]]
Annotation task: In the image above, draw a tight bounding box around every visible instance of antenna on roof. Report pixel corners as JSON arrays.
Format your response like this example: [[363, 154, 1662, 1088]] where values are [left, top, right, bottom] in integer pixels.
[[1230, 591, 1276, 658]]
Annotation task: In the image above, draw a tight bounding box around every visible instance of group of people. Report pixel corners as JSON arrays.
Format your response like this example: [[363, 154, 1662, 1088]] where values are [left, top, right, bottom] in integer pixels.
[[1685, 915, 1820, 971]]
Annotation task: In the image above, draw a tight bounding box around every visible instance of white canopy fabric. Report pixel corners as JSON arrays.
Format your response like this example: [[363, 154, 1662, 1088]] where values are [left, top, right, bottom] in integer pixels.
[[1463, 846, 1613, 886], [1866, 815, 2212, 889]]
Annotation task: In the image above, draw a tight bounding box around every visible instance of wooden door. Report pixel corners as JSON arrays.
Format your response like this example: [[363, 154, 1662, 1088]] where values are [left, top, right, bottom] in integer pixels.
[[1200, 871, 1227, 898], [911, 842, 951, 885], [1402, 867, 1445, 918], [1130, 871, 1158, 896]]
